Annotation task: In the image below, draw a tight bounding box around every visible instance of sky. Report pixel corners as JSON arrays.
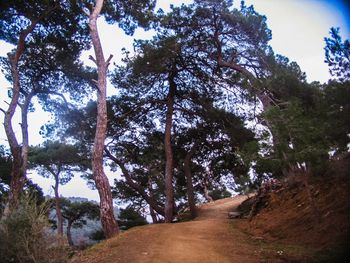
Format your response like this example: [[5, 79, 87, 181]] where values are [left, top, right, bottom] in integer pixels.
[[0, 0, 349, 202]]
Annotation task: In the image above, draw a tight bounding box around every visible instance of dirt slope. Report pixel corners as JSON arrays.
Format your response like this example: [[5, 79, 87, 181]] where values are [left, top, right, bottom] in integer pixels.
[[71, 172, 350, 263], [71, 196, 262, 263]]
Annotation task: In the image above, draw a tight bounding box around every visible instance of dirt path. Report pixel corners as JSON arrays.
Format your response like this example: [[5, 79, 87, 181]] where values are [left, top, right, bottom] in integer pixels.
[[72, 196, 261, 263]]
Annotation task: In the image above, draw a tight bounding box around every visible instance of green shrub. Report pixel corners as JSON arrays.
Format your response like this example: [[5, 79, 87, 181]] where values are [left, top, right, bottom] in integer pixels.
[[0, 195, 70, 263], [209, 188, 232, 201]]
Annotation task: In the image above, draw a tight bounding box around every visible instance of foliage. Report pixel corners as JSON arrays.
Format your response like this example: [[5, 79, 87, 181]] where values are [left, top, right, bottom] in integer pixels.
[[57, 198, 100, 246], [29, 140, 90, 184], [60, 198, 100, 228], [89, 228, 106, 242], [321, 80, 350, 153], [0, 194, 69, 263], [324, 27, 350, 81], [118, 205, 148, 230], [209, 188, 232, 201], [1, 0, 349, 227]]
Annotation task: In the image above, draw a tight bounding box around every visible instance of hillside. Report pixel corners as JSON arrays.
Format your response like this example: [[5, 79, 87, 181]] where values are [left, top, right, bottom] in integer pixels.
[[237, 171, 350, 262], [71, 172, 350, 263]]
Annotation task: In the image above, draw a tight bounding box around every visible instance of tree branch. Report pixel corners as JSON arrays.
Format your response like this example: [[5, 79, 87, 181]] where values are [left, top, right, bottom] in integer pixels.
[[104, 147, 165, 216], [89, 55, 97, 65]]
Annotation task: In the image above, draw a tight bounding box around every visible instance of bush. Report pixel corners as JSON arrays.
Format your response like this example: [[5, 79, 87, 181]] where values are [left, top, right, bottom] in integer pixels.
[[209, 188, 232, 201], [118, 206, 148, 230], [89, 228, 105, 242], [0, 195, 70, 263]]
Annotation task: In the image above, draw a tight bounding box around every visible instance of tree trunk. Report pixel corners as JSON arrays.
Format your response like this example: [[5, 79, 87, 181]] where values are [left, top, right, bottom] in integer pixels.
[[89, 0, 119, 238], [164, 71, 176, 223], [53, 172, 64, 236], [184, 144, 197, 219], [3, 22, 38, 214], [202, 175, 213, 202], [149, 204, 158, 223], [203, 184, 214, 202], [148, 179, 159, 223], [66, 221, 74, 247]]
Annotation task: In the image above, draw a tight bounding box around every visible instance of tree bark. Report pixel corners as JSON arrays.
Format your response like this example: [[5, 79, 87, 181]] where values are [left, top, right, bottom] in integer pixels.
[[164, 71, 176, 223], [202, 175, 213, 202], [66, 221, 74, 247], [2, 6, 57, 215], [148, 179, 159, 223], [4, 56, 34, 214], [89, 0, 119, 238], [52, 170, 64, 236], [184, 144, 197, 219]]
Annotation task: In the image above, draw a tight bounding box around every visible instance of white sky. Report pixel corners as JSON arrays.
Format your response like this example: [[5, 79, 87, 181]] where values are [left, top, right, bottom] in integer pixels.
[[0, 0, 349, 201]]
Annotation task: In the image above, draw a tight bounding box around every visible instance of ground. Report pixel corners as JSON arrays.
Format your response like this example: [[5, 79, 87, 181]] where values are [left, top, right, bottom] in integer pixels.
[[71, 196, 262, 263], [237, 173, 350, 262], [71, 171, 350, 263]]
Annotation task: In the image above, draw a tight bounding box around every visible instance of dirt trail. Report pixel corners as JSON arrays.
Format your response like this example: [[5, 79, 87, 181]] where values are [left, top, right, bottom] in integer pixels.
[[72, 196, 261, 263]]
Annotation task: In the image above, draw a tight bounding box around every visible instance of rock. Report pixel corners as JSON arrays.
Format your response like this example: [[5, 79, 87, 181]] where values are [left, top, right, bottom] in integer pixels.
[[228, 211, 241, 219]]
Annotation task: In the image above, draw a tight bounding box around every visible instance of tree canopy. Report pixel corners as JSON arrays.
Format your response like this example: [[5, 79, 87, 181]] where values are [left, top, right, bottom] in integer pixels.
[[0, 0, 349, 245]]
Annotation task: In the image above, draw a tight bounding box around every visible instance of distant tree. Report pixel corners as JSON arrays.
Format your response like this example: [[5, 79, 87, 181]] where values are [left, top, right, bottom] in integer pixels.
[[324, 27, 350, 81], [60, 198, 100, 247], [209, 188, 232, 201], [29, 141, 89, 236], [118, 205, 148, 230]]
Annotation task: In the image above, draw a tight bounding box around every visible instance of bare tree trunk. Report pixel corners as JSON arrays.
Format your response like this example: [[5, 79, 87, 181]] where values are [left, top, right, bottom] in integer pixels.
[[66, 221, 74, 247], [148, 177, 159, 223], [89, 0, 118, 238], [184, 144, 197, 219], [202, 175, 213, 202], [2, 6, 57, 215], [6, 151, 25, 213], [164, 71, 176, 223], [3, 22, 37, 214], [203, 184, 213, 202], [52, 172, 64, 236], [149, 204, 158, 223]]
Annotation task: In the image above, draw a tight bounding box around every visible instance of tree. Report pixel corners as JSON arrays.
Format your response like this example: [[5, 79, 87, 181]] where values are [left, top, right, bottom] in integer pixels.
[[112, 31, 223, 221], [84, 0, 156, 238], [159, 1, 295, 176], [321, 80, 350, 154], [324, 27, 350, 81], [60, 198, 100, 247], [87, 0, 120, 238], [29, 141, 89, 236], [118, 205, 148, 230], [0, 0, 91, 213]]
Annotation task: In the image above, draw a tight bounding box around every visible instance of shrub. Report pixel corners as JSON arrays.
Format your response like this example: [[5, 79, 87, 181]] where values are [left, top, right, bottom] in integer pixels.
[[0, 195, 70, 263], [209, 188, 232, 201]]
